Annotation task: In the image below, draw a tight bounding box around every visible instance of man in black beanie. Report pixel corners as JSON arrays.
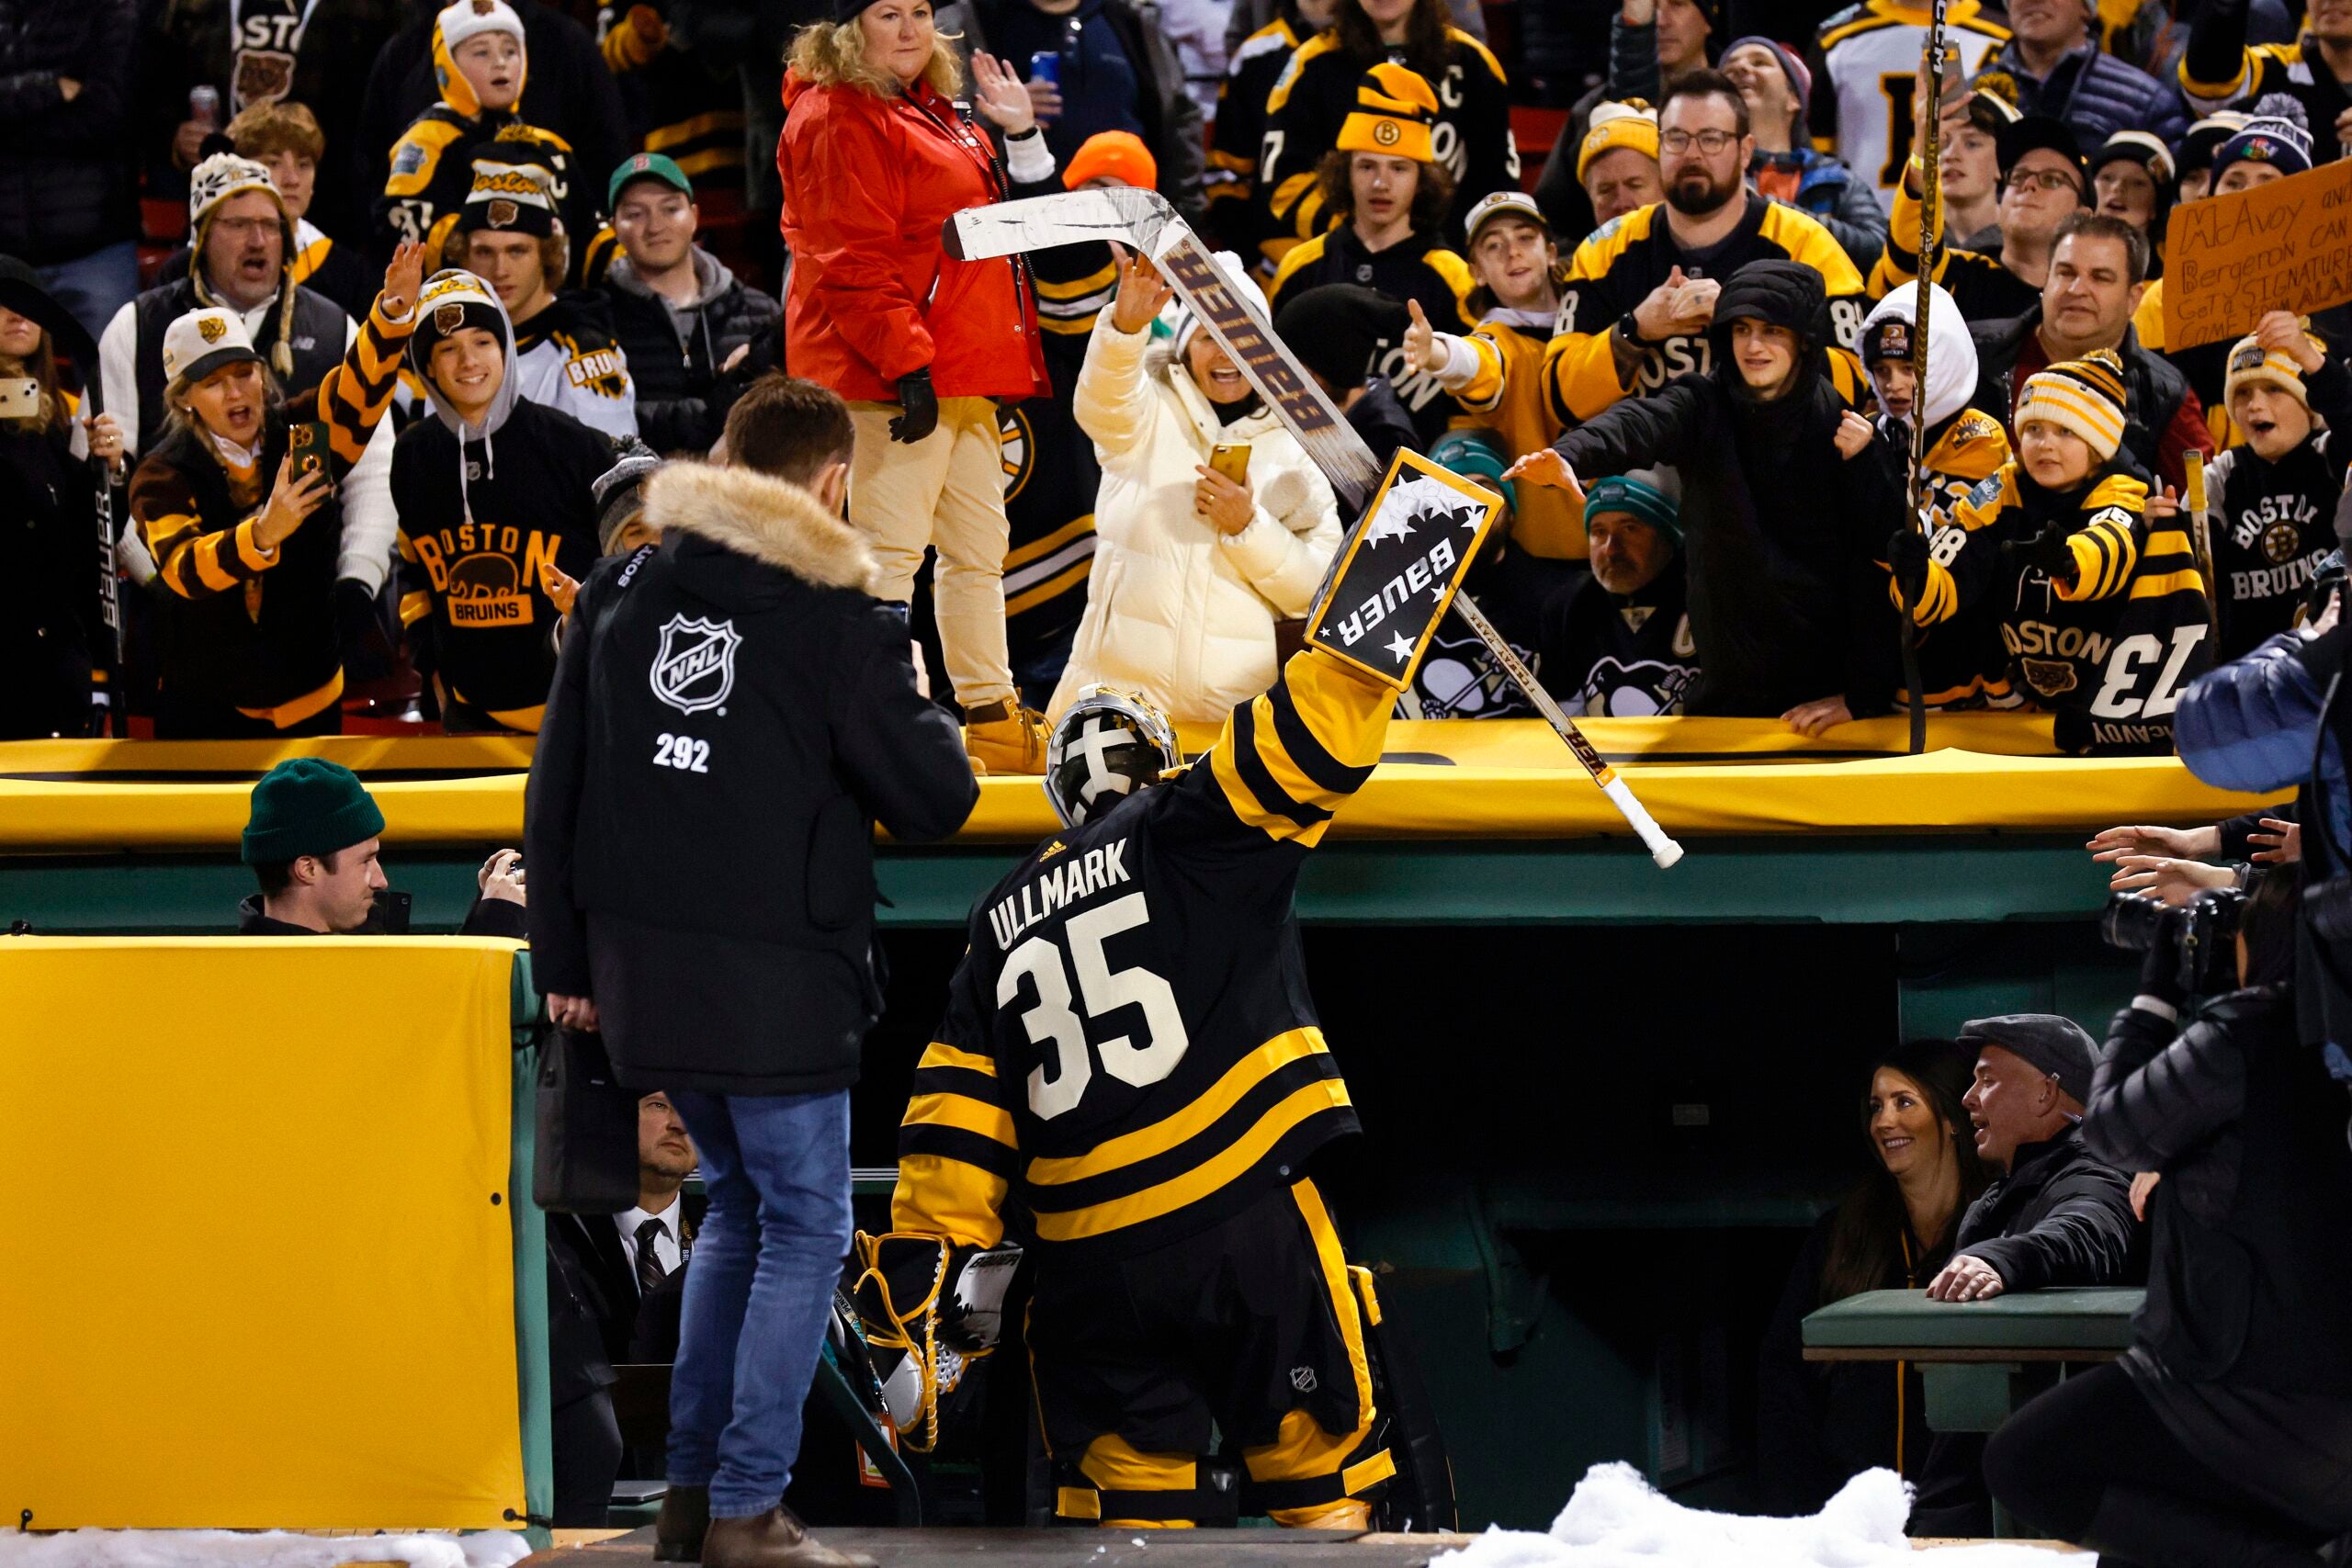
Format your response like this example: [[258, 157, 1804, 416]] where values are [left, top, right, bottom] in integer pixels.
[[1272, 282, 1420, 464]]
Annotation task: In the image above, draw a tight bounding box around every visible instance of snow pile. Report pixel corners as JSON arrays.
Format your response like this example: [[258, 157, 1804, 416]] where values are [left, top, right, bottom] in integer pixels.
[[0, 1530, 532, 1568], [1430, 1464, 2078, 1568]]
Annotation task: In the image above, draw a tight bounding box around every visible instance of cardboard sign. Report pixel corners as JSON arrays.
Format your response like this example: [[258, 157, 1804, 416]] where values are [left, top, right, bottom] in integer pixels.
[[2164, 156, 2352, 351], [1306, 448, 1501, 687]]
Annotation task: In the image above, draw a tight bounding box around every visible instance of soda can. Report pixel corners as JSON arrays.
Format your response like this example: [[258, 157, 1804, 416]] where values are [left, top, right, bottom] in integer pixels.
[[190, 85, 220, 129]]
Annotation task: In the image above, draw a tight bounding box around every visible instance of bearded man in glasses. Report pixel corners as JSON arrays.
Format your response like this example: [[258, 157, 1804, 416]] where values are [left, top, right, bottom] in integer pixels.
[[1544, 68, 1872, 425]]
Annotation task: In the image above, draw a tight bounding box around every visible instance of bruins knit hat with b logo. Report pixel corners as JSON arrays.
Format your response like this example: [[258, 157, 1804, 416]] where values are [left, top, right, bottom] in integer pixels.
[[1337, 63, 1439, 165]]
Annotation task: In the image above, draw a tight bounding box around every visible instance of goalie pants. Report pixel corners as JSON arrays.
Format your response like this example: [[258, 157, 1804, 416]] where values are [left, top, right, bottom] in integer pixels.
[[847, 397, 1016, 711], [1029, 1177, 1392, 1527]]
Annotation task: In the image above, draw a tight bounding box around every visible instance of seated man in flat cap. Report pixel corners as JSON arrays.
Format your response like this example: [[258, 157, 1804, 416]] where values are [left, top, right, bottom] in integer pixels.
[[1931, 1012, 2142, 1304], [235, 756, 526, 938]]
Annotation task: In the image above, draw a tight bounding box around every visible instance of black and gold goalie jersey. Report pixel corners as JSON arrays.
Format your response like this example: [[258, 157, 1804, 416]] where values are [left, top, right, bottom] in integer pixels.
[[1544, 196, 1869, 425], [893, 648, 1394, 1258], [1909, 459, 2212, 753]]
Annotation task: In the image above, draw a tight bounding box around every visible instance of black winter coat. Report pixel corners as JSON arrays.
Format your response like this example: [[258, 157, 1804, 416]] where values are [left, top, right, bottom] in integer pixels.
[[0, 0, 140, 265], [2085, 986, 2352, 1393], [526, 461, 978, 1097], [1553, 304, 1896, 716], [1951, 1123, 2141, 1292], [0, 419, 110, 738], [601, 252, 780, 456]]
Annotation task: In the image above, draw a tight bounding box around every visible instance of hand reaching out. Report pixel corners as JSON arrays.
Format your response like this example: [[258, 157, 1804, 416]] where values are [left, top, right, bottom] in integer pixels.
[[380, 240, 425, 318], [970, 51, 1036, 136], [1403, 299, 1448, 376], [2087, 824, 2221, 863], [1501, 446, 1584, 502], [2107, 852, 2238, 906], [541, 558, 580, 616], [1108, 244, 1173, 333], [2248, 817, 2301, 864]]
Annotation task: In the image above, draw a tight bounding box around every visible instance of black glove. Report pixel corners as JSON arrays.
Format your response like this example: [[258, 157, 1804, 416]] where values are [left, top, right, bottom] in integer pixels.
[[1886, 525, 1931, 607], [889, 367, 938, 445], [335, 578, 391, 684], [2005, 521, 2078, 587]]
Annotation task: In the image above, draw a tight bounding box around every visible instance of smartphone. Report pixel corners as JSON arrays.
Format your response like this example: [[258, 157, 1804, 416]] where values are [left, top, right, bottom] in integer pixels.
[[288, 419, 327, 482], [1028, 51, 1060, 86], [1209, 443, 1250, 484], [0, 378, 39, 419]]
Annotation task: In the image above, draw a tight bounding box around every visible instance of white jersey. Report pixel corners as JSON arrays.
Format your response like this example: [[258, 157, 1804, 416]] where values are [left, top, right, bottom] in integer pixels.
[[511, 328, 638, 443], [1809, 0, 2009, 204]]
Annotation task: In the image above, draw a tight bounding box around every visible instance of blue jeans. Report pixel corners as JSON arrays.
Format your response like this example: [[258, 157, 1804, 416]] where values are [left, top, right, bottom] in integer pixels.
[[664, 1088, 854, 1518], [35, 241, 139, 347]]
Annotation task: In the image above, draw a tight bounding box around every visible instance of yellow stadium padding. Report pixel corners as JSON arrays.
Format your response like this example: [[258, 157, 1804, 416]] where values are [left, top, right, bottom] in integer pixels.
[[0, 937, 526, 1530], [0, 714, 2286, 849]]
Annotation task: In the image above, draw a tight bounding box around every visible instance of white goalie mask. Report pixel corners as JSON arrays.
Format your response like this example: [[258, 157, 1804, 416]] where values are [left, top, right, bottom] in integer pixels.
[[1044, 687, 1182, 829]]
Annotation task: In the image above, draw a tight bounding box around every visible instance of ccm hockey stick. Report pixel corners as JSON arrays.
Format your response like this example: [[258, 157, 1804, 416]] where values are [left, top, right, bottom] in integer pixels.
[[1896, 4, 1956, 757], [945, 190, 1685, 868]]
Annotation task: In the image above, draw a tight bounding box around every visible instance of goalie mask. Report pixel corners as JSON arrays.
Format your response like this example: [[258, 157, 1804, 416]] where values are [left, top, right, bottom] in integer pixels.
[[1045, 687, 1182, 829]]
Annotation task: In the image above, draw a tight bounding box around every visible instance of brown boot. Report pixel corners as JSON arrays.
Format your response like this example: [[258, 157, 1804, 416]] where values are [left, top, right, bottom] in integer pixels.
[[701, 1505, 877, 1568], [652, 1483, 709, 1562], [964, 699, 1050, 775]]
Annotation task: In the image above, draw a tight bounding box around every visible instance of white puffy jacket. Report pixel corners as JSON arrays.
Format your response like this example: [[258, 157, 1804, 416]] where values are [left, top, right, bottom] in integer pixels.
[[1050, 319, 1343, 723]]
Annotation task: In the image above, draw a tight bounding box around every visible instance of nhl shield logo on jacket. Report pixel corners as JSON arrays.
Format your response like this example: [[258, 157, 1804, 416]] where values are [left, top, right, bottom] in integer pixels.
[[650, 614, 741, 716]]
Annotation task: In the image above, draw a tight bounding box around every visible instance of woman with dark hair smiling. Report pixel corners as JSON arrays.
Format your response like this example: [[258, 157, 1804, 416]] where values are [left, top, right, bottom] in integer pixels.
[[1757, 1039, 1991, 1514]]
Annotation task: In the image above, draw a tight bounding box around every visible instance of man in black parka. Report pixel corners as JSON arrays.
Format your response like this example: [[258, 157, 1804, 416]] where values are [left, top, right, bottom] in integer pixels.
[[525, 372, 975, 1568]]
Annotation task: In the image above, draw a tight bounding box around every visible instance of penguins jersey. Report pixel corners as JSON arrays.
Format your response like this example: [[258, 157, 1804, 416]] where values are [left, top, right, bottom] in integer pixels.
[[1544, 197, 1870, 425], [1918, 463, 2211, 753], [1880, 407, 2018, 707], [1806, 0, 2008, 203], [891, 649, 1393, 1259]]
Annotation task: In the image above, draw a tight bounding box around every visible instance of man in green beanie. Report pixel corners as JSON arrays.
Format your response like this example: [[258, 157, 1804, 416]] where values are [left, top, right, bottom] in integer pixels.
[[1536, 472, 1700, 718], [237, 757, 526, 936]]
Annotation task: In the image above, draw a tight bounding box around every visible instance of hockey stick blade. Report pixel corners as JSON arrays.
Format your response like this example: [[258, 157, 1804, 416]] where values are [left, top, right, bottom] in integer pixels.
[[944, 186, 1183, 263]]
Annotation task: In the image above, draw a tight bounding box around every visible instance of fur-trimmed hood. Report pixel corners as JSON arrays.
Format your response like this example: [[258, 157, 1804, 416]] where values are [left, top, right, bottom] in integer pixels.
[[641, 461, 876, 593]]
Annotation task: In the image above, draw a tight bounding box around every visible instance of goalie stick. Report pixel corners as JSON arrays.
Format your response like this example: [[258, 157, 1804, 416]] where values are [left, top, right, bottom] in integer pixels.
[[946, 191, 1685, 868], [1895, 6, 1956, 757]]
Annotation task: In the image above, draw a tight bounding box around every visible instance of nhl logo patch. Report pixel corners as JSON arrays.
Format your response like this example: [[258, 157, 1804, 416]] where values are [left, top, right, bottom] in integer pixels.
[[487, 198, 519, 228], [1289, 1367, 1317, 1393], [650, 614, 742, 716], [198, 316, 227, 344]]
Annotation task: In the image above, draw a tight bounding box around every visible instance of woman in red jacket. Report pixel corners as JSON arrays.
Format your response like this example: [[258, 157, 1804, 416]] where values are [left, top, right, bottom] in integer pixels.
[[780, 0, 1055, 773]]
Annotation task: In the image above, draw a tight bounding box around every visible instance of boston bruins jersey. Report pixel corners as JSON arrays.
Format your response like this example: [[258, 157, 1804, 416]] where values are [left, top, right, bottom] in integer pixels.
[[1880, 406, 2017, 708], [1807, 0, 2008, 202], [1269, 227, 1476, 445], [2203, 430, 2343, 662], [1868, 179, 2041, 322], [377, 108, 585, 277], [892, 649, 1392, 1258], [1545, 197, 1870, 426], [1207, 17, 1306, 260], [1918, 460, 2211, 753], [1456, 306, 1580, 560], [2179, 35, 2352, 153], [512, 293, 638, 442]]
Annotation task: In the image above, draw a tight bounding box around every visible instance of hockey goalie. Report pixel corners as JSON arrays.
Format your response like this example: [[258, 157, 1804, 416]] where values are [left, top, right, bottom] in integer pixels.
[[856, 457, 1489, 1531]]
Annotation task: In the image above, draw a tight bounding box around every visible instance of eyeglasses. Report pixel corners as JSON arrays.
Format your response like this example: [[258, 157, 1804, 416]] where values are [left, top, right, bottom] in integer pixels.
[[2003, 168, 2083, 195], [210, 216, 280, 238], [1659, 130, 1739, 156]]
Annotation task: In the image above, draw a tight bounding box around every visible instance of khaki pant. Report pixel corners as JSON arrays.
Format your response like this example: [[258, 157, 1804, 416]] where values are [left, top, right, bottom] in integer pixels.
[[848, 397, 1014, 711]]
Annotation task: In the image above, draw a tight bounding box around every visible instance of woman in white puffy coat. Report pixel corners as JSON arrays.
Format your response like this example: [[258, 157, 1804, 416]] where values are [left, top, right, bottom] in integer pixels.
[[1048, 247, 1343, 723]]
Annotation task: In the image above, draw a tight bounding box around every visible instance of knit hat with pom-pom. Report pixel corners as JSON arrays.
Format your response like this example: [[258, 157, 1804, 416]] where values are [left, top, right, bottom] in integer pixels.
[[2214, 93, 2314, 181]]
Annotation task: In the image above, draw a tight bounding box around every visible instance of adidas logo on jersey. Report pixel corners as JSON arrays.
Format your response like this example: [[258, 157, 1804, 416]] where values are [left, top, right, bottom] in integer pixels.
[[1040, 840, 1069, 861]]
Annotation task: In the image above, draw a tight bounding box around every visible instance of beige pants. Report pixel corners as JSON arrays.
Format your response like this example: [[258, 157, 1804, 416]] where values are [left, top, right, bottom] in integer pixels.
[[848, 396, 1014, 711]]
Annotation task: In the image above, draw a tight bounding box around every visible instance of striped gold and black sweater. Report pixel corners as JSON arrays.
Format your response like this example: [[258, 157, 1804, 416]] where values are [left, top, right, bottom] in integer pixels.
[[892, 647, 1391, 1258], [126, 293, 411, 727], [1910, 456, 2213, 753]]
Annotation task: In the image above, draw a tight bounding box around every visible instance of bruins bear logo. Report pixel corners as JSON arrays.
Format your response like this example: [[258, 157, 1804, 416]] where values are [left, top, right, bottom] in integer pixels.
[[198, 316, 227, 344], [2021, 657, 2077, 697], [446, 552, 534, 627]]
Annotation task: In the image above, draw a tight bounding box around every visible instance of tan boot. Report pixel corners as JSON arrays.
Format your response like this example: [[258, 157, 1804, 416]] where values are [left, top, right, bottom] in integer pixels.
[[964, 699, 1050, 775], [701, 1505, 876, 1568]]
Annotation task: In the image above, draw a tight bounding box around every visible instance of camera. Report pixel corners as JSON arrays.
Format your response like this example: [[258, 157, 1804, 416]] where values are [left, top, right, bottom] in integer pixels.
[[2102, 886, 2248, 995]]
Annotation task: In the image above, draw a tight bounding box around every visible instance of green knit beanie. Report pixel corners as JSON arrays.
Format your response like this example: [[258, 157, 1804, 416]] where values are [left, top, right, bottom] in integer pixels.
[[1581, 474, 1681, 551], [241, 759, 387, 864], [1430, 427, 1519, 513]]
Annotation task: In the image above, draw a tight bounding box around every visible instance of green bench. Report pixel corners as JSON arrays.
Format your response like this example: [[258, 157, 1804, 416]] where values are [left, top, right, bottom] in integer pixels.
[[1803, 1286, 2143, 1535]]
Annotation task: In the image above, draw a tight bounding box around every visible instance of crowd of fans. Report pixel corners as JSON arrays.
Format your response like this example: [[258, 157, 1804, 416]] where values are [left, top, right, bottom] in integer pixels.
[[5, 0, 2349, 759]]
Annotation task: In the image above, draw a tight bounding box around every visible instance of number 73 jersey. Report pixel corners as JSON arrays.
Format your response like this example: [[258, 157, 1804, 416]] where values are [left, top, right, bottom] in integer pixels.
[[892, 650, 1395, 1260]]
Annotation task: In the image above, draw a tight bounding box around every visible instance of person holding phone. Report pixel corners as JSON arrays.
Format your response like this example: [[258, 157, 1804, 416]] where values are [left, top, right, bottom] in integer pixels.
[[1047, 245, 1342, 724], [127, 243, 423, 739]]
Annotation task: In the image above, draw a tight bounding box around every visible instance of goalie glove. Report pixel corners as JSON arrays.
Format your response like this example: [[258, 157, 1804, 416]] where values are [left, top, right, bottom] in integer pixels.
[[851, 1232, 1017, 1451]]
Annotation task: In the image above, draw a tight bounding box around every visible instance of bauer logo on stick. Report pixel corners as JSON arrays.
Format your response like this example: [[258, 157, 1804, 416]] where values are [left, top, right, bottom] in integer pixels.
[[1308, 449, 1500, 687]]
